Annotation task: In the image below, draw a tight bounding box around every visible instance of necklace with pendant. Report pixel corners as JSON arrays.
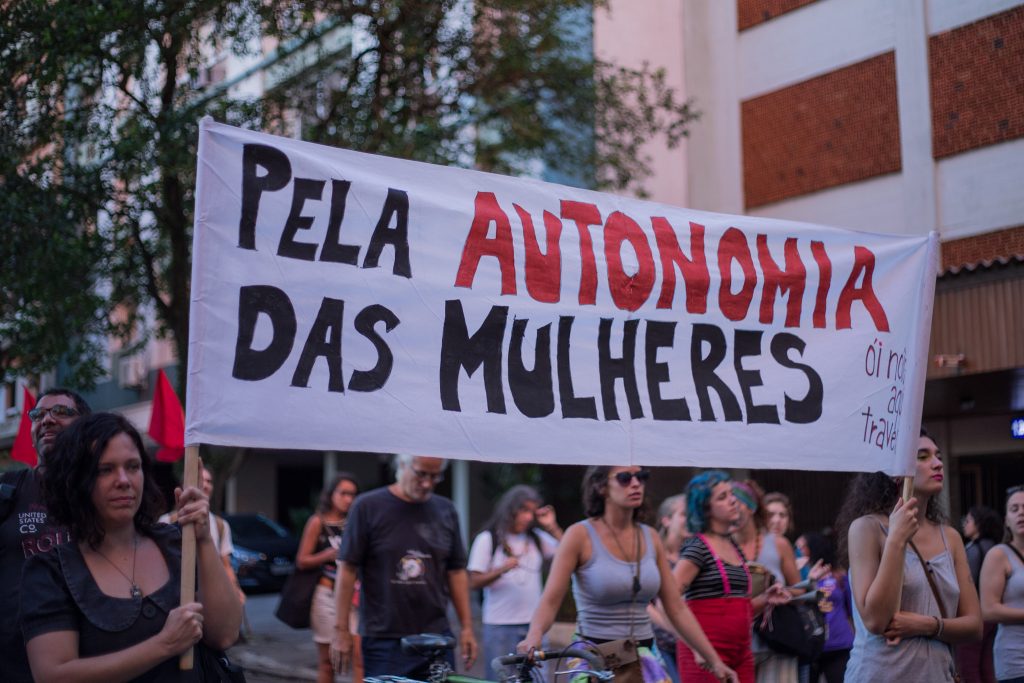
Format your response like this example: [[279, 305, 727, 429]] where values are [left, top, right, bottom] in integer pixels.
[[94, 533, 142, 599]]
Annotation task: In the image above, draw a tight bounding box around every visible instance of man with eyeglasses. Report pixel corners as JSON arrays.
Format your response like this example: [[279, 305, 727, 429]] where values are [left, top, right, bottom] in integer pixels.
[[1, 388, 91, 683], [332, 454, 478, 678]]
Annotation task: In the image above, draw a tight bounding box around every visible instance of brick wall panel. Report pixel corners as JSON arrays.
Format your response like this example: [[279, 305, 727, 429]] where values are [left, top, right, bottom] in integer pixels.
[[738, 0, 819, 31], [741, 52, 901, 209], [930, 5, 1024, 159], [941, 225, 1024, 270]]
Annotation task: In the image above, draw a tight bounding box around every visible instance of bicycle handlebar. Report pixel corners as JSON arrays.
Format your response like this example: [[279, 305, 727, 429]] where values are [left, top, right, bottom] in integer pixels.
[[494, 646, 606, 671]]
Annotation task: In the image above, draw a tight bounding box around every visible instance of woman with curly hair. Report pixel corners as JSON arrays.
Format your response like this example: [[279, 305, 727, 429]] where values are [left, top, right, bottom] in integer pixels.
[[468, 485, 562, 679], [837, 430, 982, 682], [519, 466, 737, 682], [18, 412, 242, 682]]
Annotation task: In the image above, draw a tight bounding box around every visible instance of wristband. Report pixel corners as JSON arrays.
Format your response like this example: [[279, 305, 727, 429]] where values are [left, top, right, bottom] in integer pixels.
[[933, 616, 943, 639]]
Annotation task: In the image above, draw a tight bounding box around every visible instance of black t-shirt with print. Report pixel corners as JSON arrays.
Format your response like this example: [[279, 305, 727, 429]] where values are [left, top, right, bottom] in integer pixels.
[[339, 487, 466, 638], [0, 468, 71, 683]]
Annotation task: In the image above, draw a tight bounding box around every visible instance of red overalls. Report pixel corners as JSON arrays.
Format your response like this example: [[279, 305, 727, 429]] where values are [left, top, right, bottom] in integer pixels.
[[676, 534, 755, 683]]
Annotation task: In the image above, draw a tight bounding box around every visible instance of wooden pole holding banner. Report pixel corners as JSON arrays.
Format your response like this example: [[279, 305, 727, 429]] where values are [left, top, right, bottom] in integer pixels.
[[902, 476, 914, 505], [179, 445, 200, 670]]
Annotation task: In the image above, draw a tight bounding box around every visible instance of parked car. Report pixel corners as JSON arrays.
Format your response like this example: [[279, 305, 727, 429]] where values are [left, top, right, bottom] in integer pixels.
[[224, 513, 299, 593]]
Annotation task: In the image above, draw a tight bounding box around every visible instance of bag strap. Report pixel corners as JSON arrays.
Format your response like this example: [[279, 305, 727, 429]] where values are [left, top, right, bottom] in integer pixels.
[[907, 539, 948, 618], [215, 515, 226, 553], [908, 535, 961, 681]]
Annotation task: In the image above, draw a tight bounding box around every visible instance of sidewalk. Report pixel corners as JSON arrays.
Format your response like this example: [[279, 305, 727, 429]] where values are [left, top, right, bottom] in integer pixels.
[[229, 594, 576, 682]]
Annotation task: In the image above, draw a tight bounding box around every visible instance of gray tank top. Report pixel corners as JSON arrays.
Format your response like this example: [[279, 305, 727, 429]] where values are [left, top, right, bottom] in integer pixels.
[[572, 520, 659, 641], [844, 523, 959, 683], [994, 544, 1024, 680]]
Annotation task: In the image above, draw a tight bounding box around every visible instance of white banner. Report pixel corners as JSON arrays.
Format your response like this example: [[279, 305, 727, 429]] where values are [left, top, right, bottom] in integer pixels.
[[186, 119, 938, 474]]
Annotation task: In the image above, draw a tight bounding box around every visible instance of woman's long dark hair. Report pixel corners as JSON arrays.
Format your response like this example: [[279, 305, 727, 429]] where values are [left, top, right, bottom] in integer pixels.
[[835, 471, 945, 567], [967, 505, 1003, 544], [43, 412, 163, 547], [479, 485, 544, 557], [317, 472, 360, 514], [581, 466, 648, 523]]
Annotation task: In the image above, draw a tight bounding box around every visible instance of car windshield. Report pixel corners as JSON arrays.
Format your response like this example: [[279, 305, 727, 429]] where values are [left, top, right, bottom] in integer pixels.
[[229, 515, 290, 539]]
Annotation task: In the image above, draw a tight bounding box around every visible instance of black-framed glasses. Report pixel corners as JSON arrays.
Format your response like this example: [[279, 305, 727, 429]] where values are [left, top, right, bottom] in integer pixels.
[[613, 470, 651, 486], [410, 466, 445, 484], [28, 404, 79, 422]]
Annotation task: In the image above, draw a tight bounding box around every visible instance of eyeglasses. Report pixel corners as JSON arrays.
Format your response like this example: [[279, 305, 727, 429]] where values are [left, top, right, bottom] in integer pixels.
[[613, 470, 651, 486], [28, 404, 79, 422], [410, 467, 445, 484]]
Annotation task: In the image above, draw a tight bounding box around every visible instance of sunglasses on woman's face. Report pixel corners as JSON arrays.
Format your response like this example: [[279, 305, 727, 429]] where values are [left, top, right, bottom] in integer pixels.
[[613, 470, 651, 486]]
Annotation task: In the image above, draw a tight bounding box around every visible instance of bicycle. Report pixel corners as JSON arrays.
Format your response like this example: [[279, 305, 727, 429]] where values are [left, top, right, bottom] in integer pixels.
[[362, 633, 613, 683]]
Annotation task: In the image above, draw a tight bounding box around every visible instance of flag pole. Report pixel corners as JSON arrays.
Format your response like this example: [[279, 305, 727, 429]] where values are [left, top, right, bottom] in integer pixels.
[[902, 476, 913, 504], [179, 444, 200, 670]]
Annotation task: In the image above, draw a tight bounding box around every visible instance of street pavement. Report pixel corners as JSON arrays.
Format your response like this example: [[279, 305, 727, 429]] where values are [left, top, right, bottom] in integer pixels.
[[226, 593, 576, 682]]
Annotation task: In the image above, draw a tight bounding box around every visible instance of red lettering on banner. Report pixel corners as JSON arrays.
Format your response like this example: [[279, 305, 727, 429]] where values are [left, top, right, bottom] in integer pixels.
[[560, 200, 602, 305], [836, 246, 890, 332], [515, 205, 562, 304], [811, 241, 832, 329], [652, 218, 709, 313], [455, 192, 517, 294], [718, 227, 757, 321], [757, 235, 806, 327], [604, 211, 655, 312]]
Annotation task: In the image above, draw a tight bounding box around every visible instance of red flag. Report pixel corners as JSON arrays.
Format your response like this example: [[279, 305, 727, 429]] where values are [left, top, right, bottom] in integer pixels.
[[11, 387, 37, 466], [148, 369, 185, 462]]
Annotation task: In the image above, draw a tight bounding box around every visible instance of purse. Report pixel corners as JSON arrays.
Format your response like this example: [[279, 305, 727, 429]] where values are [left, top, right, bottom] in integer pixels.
[[754, 592, 827, 660], [909, 540, 962, 683], [274, 567, 321, 629], [592, 639, 642, 683], [196, 642, 247, 683]]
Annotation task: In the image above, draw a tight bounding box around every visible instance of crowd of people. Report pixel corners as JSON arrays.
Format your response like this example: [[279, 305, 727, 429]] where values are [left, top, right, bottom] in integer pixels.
[[2, 389, 1023, 683]]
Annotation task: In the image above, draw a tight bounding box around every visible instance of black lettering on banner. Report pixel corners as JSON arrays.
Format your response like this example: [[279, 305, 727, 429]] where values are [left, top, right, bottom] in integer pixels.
[[690, 323, 743, 422], [557, 316, 598, 419], [508, 319, 555, 418], [598, 318, 643, 421], [291, 297, 345, 391], [321, 179, 361, 265], [644, 321, 690, 421], [439, 300, 507, 413], [349, 304, 401, 392], [239, 144, 291, 250], [233, 285, 297, 381], [734, 330, 780, 424], [364, 188, 412, 277], [770, 332, 823, 424], [278, 178, 326, 261]]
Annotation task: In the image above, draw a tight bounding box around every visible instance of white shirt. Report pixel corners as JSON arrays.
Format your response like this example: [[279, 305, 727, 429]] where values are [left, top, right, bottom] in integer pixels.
[[467, 529, 558, 625]]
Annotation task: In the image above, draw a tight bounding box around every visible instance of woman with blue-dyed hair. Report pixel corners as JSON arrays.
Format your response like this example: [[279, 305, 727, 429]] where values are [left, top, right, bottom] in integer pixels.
[[672, 470, 754, 682]]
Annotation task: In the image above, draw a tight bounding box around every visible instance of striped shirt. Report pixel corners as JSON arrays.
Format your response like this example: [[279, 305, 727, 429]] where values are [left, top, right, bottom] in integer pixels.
[[679, 535, 750, 600]]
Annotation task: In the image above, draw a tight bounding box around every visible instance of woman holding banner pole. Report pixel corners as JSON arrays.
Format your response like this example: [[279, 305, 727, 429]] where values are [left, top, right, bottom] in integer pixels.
[[518, 465, 738, 682], [18, 412, 242, 682], [837, 429, 982, 683]]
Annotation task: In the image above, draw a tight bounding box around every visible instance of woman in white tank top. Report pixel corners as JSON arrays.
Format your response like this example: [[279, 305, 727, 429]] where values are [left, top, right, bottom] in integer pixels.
[[518, 465, 739, 682]]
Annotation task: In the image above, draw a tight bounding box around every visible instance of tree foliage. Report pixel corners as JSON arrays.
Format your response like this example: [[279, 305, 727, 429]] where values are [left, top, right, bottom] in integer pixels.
[[0, 0, 696, 392]]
